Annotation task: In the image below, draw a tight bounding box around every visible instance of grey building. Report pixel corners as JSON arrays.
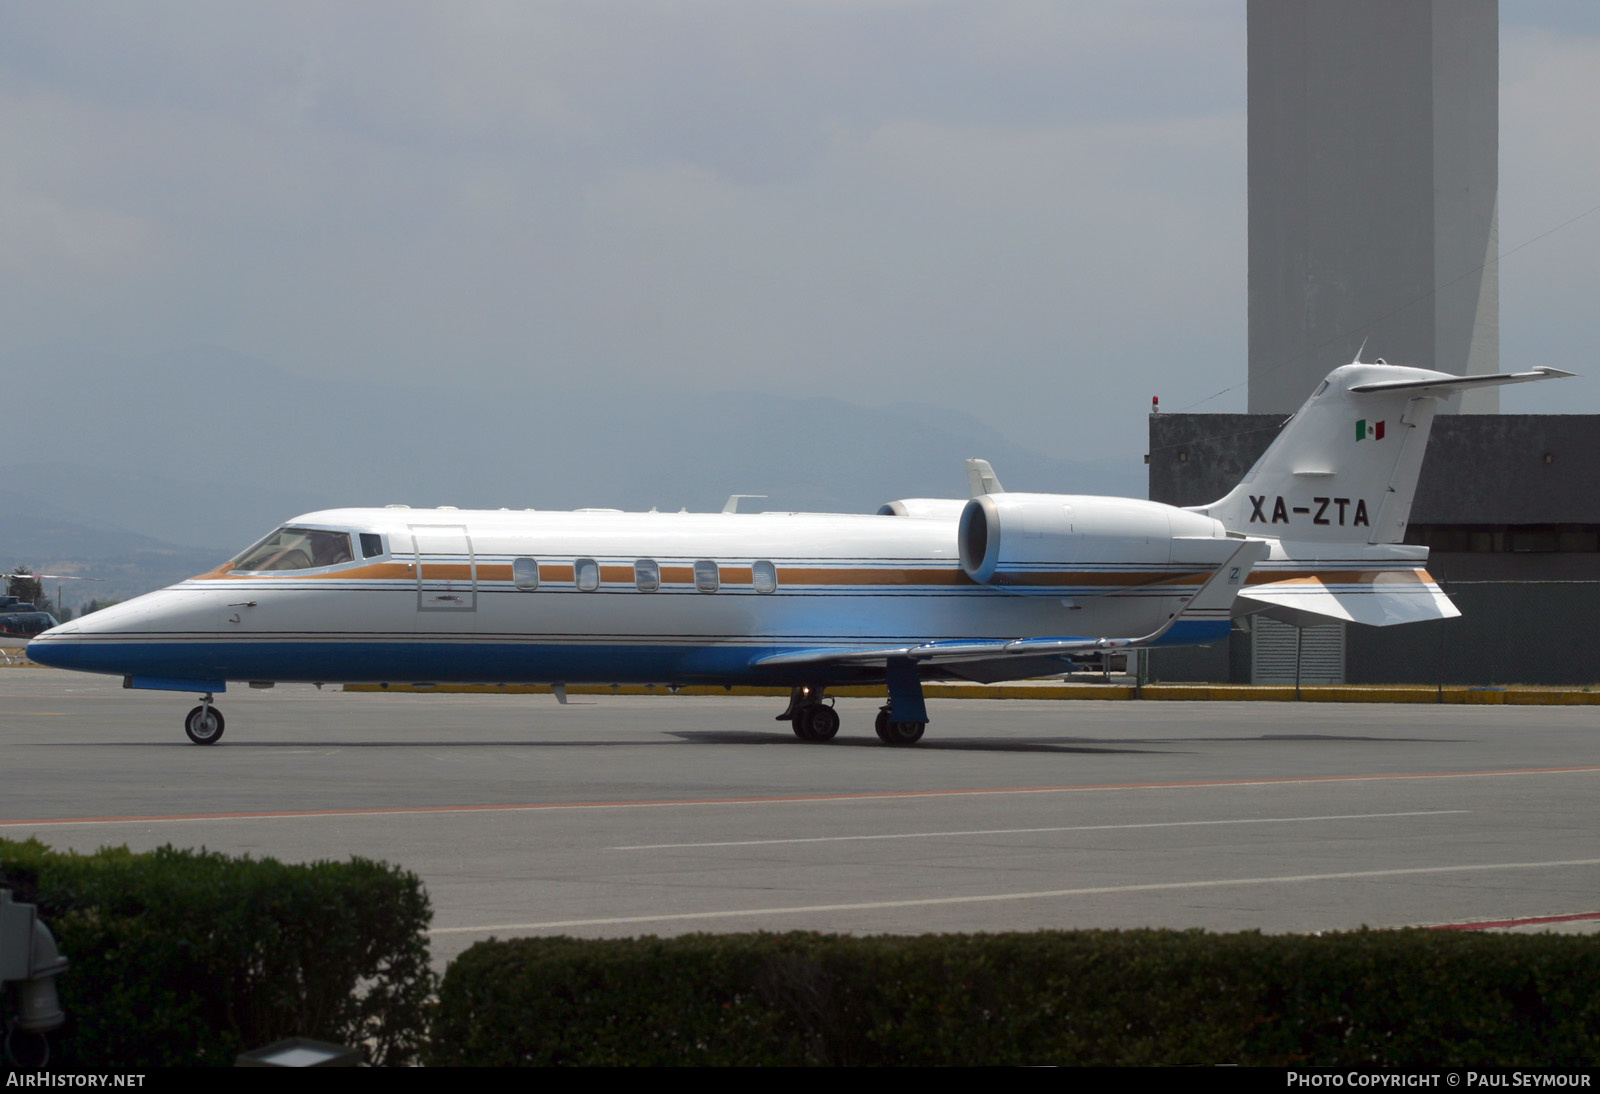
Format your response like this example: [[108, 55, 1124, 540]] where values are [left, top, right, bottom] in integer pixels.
[[1248, 0, 1500, 414]]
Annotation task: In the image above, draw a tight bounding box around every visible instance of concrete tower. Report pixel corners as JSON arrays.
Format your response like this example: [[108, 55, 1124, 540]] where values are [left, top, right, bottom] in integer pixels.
[[1248, 0, 1499, 413]]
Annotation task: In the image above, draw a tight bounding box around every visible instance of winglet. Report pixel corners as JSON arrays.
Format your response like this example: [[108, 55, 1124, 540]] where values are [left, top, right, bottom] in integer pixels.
[[966, 459, 1004, 498], [1172, 538, 1269, 618]]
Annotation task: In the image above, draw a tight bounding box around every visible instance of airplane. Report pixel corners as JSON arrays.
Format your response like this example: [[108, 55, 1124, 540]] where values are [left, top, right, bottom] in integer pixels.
[[0, 598, 59, 664], [0, 571, 102, 658], [26, 359, 1572, 746]]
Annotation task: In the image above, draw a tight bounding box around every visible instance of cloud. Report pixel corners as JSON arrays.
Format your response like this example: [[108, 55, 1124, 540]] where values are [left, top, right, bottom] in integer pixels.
[[0, 2, 1592, 457]]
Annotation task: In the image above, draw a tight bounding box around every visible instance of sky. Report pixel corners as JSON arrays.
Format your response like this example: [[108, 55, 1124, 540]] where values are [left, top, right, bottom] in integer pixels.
[[0, 1, 1596, 465]]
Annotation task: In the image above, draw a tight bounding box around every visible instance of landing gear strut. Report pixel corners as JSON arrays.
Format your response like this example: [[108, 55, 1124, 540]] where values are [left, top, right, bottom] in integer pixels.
[[779, 686, 840, 742], [184, 694, 225, 745], [876, 656, 928, 746]]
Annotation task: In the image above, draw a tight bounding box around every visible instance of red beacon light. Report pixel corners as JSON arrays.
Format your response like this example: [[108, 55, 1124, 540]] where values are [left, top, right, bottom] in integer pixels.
[[1152, 396, 1160, 413]]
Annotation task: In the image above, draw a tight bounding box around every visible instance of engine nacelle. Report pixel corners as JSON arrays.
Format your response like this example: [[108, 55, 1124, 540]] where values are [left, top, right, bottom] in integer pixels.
[[958, 493, 1233, 585]]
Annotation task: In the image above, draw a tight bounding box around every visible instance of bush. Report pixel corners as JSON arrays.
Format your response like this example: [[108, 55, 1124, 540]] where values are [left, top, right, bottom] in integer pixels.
[[0, 838, 435, 1067], [428, 930, 1600, 1066]]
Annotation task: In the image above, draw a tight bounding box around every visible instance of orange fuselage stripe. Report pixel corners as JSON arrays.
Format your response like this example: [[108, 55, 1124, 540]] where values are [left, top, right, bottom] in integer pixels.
[[189, 562, 1437, 591]]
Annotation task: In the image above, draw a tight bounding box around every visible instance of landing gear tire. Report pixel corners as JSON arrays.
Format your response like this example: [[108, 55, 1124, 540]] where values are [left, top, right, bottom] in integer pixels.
[[792, 703, 840, 742], [184, 705, 225, 745], [874, 708, 924, 746]]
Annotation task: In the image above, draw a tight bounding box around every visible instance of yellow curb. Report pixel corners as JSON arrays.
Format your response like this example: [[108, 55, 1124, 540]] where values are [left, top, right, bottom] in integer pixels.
[[17, 662, 1598, 702]]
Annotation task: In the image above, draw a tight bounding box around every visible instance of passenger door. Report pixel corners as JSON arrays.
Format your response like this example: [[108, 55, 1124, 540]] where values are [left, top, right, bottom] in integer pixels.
[[408, 524, 477, 612]]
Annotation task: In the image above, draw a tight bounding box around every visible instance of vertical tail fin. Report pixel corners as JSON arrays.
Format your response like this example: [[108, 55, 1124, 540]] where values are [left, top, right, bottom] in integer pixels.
[[1192, 361, 1573, 545]]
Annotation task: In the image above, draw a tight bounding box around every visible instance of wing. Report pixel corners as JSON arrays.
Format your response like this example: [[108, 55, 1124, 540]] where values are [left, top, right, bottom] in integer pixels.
[[754, 539, 1269, 670]]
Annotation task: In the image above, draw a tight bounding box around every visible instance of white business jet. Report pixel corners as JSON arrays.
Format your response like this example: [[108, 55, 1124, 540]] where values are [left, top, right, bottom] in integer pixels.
[[27, 360, 1571, 746]]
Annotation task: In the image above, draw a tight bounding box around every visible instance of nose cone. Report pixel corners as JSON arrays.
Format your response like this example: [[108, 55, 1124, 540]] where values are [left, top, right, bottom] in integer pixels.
[[26, 588, 218, 676], [24, 620, 79, 669]]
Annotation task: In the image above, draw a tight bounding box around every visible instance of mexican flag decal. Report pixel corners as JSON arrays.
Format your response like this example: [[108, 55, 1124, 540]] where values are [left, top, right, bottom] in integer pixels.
[[1357, 419, 1385, 441]]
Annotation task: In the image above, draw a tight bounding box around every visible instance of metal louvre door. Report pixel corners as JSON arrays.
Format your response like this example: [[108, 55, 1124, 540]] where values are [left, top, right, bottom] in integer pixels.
[[1251, 617, 1346, 685], [409, 525, 477, 612]]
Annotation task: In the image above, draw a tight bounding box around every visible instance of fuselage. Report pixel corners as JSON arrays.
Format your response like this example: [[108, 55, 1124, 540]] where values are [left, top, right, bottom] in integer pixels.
[[27, 501, 1243, 690]]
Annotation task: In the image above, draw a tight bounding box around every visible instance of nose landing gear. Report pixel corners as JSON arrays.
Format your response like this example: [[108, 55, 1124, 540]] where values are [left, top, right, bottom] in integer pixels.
[[184, 695, 225, 745]]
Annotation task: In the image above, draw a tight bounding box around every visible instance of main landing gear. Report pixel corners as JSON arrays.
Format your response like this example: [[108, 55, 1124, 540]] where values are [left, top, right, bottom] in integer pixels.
[[184, 694, 225, 745], [778, 686, 841, 741], [778, 662, 931, 746], [874, 707, 925, 746]]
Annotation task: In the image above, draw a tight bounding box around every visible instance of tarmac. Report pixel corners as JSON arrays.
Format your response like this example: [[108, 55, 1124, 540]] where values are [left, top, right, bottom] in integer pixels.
[[3, 666, 1598, 969]]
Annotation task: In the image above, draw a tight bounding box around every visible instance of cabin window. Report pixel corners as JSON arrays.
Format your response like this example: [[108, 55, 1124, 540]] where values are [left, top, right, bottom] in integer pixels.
[[752, 560, 778, 594], [575, 558, 600, 592], [233, 527, 354, 572], [512, 557, 540, 591], [635, 559, 659, 592], [360, 533, 384, 558], [694, 559, 720, 593]]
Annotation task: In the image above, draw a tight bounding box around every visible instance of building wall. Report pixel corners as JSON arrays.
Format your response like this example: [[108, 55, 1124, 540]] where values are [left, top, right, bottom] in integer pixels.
[[1247, 0, 1499, 414], [1149, 413, 1600, 521]]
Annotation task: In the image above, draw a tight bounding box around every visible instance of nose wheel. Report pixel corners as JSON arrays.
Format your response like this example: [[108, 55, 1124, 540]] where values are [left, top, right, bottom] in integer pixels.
[[184, 697, 225, 745]]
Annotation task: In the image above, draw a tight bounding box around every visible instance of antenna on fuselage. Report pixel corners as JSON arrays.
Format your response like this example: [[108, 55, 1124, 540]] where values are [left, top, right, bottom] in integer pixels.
[[722, 495, 767, 514]]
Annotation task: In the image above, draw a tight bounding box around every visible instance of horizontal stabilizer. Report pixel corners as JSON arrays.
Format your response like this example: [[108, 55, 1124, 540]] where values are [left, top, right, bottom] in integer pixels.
[[1236, 571, 1459, 628], [1347, 367, 1575, 396]]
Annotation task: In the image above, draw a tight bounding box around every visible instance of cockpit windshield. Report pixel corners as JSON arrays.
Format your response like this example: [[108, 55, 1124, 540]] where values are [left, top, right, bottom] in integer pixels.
[[232, 527, 354, 572]]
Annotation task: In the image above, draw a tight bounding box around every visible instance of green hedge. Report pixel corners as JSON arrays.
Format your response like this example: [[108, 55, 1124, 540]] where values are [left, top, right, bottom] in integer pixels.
[[428, 930, 1600, 1066], [0, 838, 435, 1067]]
